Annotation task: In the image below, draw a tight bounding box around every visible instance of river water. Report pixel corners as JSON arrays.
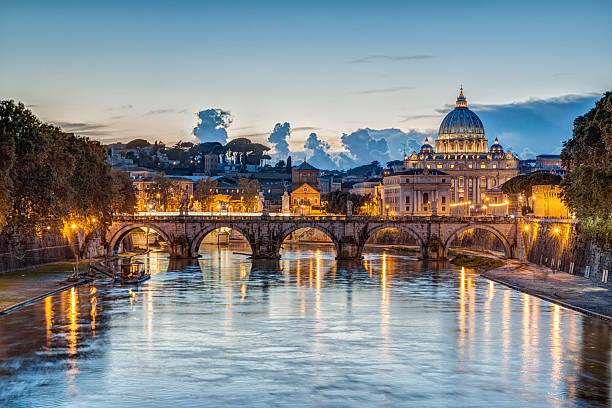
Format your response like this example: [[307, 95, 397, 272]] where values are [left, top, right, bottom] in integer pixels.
[[0, 244, 610, 407]]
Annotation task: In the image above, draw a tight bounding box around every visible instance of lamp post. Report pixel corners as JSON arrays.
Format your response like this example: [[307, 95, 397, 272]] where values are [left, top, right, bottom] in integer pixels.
[[385, 204, 389, 218]]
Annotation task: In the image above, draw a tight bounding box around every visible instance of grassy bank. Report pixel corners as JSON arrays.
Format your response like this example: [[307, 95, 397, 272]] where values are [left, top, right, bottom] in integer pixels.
[[450, 254, 505, 271]]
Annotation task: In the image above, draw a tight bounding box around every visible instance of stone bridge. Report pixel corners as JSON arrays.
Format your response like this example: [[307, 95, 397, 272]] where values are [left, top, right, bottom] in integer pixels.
[[104, 214, 521, 261]]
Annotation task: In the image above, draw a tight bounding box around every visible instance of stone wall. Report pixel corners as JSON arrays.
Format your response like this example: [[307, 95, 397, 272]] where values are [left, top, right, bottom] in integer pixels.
[[0, 232, 77, 273], [520, 218, 612, 287]]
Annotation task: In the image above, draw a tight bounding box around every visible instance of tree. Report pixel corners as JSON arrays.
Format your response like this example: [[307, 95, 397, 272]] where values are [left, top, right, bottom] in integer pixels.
[[0, 100, 118, 235], [501, 172, 562, 197], [322, 191, 371, 215], [235, 177, 259, 212], [194, 177, 218, 212], [286, 156, 292, 173], [126, 138, 151, 149], [110, 170, 137, 214], [150, 173, 176, 211], [275, 160, 286, 169], [560, 91, 612, 243]]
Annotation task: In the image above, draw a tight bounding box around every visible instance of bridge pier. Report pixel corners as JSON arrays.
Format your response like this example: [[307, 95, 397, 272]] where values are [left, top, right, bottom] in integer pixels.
[[336, 238, 362, 261], [421, 239, 446, 261], [169, 237, 191, 259]]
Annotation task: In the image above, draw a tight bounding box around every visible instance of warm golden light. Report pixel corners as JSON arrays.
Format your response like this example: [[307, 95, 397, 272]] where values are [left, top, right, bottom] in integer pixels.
[[554, 228, 559, 233], [91, 218, 96, 222], [46, 226, 51, 230], [71, 224, 77, 229], [524, 226, 529, 231]]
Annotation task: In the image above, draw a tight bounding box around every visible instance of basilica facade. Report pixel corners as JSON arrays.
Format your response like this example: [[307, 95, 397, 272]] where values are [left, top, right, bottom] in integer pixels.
[[390, 88, 519, 208]]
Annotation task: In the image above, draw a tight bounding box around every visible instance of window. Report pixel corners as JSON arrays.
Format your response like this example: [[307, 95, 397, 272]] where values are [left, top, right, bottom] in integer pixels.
[[480, 164, 486, 168], [493, 164, 497, 169], [450, 164, 454, 168], [437, 164, 442, 169], [405, 196, 410, 204], [314, 198, 318, 204], [459, 178, 464, 187], [442, 178, 446, 183], [426, 164, 431, 169], [442, 196, 446, 204], [303, 187, 307, 192], [468, 164, 473, 168], [423, 192, 429, 204]]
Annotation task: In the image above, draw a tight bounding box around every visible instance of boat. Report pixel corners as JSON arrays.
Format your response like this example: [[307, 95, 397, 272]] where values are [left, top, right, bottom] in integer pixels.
[[88, 257, 150, 284]]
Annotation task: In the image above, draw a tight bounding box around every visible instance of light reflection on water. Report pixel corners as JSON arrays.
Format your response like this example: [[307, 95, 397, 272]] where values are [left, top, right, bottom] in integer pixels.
[[0, 244, 610, 407]]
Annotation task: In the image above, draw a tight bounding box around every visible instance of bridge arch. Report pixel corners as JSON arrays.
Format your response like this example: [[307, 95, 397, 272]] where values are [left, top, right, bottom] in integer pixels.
[[361, 224, 426, 257], [277, 224, 340, 257], [108, 223, 173, 256], [189, 224, 254, 258], [444, 224, 513, 259]]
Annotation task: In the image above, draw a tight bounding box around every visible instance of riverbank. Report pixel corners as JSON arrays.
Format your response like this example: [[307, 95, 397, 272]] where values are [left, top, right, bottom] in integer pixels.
[[483, 262, 612, 321], [0, 262, 88, 311]]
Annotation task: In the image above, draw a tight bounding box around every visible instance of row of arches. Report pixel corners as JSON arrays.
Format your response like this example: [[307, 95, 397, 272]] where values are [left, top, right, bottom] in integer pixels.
[[107, 223, 513, 260]]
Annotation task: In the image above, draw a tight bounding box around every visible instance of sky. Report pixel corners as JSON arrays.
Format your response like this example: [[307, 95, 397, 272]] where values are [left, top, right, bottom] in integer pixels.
[[1, 1, 610, 168]]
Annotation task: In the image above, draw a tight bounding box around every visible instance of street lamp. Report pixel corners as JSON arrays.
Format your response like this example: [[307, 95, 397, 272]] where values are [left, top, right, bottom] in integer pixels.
[[385, 204, 389, 218]]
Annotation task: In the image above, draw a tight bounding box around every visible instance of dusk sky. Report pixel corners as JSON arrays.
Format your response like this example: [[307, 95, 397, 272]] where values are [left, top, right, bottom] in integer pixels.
[[1, 1, 610, 167]]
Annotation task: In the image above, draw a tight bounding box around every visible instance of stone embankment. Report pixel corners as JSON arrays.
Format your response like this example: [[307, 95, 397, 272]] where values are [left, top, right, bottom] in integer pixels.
[[483, 262, 612, 321]]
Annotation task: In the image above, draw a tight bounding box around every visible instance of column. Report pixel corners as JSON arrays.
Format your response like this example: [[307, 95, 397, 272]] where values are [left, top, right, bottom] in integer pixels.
[[475, 177, 479, 204]]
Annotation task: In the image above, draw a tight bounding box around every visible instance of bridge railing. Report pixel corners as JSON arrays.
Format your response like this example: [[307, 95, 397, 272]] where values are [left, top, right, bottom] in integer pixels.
[[113, 213, 516, 224]]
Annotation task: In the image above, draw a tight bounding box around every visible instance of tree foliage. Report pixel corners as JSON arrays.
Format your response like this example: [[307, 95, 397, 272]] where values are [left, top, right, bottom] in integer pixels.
[[110, 170, 137, 214], [560, 91, 612, 243], [194, 177, 218, 211], [322, 191, 371, 215], [149, 173, 180, 211], [501, 172, 562, 197], [235, 177, 259, 211], [0, 100, 131, 235]]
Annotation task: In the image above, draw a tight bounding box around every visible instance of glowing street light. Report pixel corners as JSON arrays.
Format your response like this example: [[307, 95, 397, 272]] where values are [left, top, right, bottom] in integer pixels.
[[71, 224, 77, 229], [553, 228, 559, 233], [524, 226, 529, 231]]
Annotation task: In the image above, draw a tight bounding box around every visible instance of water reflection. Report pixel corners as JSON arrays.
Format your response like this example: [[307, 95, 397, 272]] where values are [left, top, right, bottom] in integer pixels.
[[0, 245, 610, 407]]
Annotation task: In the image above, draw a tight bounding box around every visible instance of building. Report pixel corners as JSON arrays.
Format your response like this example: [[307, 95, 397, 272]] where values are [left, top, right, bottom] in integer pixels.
[[380, 169, 451, 216], [533, 154, 566, 176], [290, 183, 321, 215], [392, 88, 520, 207], [319, 174, 342, 195], [292, 161, 320, 189], [532, 185, 571, 218], [351, 177, 382, 197]]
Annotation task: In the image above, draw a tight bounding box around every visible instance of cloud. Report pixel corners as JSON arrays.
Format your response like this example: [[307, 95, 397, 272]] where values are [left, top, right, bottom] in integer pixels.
[[337, 128, 434, 168], [192, 108, 232, 144], [52, 121, 112, 136], [400, 113, 439, 121], [469, 93, 600, 155], [145, 108, 176, 116], [423, 92, 600, 156], [357, 86, 414, 95], [304, 132, 337, 170], [349, 55, 433, 64], [268, 122, 291, 159], [106, 104, 133, 111]]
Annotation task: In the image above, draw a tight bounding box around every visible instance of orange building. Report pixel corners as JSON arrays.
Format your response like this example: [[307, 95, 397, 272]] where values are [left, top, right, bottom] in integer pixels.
[[532, 185, 571, 218], [290, 183, 321, 215]]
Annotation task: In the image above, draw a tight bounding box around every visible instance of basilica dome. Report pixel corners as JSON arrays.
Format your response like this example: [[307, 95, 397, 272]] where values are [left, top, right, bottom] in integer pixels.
[[438, 88, 485, 140]]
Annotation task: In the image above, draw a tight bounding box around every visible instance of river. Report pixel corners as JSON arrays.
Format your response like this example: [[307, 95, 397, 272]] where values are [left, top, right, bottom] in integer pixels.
[[0, 244, 610, 407]]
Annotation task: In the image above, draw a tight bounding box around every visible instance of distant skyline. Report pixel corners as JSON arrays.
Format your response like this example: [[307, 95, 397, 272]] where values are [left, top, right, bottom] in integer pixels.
[[1, 1, 610, 167]]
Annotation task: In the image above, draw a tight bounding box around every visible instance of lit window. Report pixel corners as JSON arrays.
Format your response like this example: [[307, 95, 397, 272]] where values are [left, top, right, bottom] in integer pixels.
[[468, 164, 473, 168], [426, 164, 431, 169], [437, 164, 442, 169], [450, 164, 454, 168], [493, 164, 497, 169], [480, 164, 486, 168]]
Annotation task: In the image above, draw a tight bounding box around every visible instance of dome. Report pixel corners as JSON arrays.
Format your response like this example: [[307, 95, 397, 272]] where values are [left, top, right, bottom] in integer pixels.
[[490, 137, 504, 154], [420, 137, 434, 154], [438, 88, 485, 139]]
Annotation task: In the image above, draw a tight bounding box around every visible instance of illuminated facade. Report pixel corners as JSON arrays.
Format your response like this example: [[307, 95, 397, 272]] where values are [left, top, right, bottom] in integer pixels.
[[532, 185, 571, 218], [380, 169, 451, 216], [393, 88, 520, 207]]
